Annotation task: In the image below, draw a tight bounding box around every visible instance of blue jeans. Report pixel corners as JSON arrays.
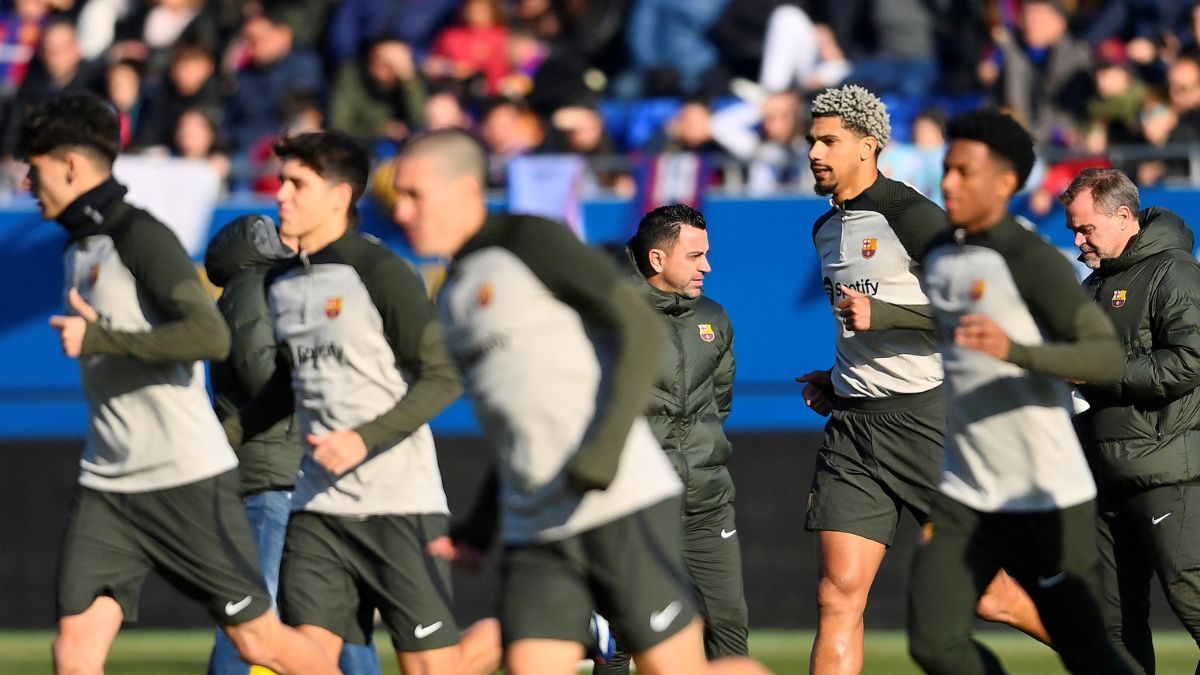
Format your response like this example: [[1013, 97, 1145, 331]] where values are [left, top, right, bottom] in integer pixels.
[[208, 490, 382, 675]]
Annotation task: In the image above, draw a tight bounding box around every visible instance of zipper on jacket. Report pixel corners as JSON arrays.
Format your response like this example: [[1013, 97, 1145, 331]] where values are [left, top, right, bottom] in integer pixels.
[[299, 250, 312, 325], [670, 313, 689, 515]]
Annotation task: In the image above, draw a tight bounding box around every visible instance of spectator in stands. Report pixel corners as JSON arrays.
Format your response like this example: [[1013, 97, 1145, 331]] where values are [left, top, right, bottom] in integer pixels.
[[329, 38, 427, 144], [0, 0, 54, 94], [104, 58, 142, 151], [878, 109, 946, 204], [108, 0, 218, 86], [987, 0, 1094, 147], [652, 99, 721, 154], [479, 97, 546, 186], [1166, 55, 1200, 141], [426, 0, 512, 98], [711, 88, 812, 194], [225, 10, 324, 156], [134, 40, 221, 151], [1, 17, 100, 159], [1085, 44, 1150, 154], [549, 103, 636, 195], [622, 0, 732, 98], [842, 0, 940, 98], [423, 89, 472, 131], [1136, 91, 1177, 185], [752, 3, 848, 95], [326, 0, 459, 67], [172, 106, 230, 189]]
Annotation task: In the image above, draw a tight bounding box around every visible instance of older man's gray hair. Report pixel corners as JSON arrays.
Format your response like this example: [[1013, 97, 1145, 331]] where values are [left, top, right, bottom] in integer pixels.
[[811, 84, 892, 151]]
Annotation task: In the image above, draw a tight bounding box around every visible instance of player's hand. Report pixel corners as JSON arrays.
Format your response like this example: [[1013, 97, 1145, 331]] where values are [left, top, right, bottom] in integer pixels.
[[955, 313, 1012, 360], [49, 288, 98, 358], [308, 430, 369, 476], [426, 536, 485, 571], [837, 287, 871, 332], [796, 369, 834, 417]]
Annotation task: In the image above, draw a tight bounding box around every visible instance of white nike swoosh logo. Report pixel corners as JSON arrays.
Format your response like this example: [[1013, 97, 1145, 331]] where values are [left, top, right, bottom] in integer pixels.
[[1153, 512, 1173, 525], [1036, 572, 1068, 589], [649, 601, 683, 632], [414, 621, 444, 639], [224, 595, 253, 616], [720, 529, 737, 539]]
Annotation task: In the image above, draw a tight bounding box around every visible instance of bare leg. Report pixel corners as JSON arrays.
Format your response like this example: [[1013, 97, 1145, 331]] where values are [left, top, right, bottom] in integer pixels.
[[811, 530, 888, 675], [54, 596, 124, 675], [395, 618, 502, 675], [975, 569, 1051, 644], [223, 613, 340, 675]]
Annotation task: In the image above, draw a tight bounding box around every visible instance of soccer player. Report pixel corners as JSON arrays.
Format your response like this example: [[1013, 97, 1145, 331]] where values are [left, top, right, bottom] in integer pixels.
[[907, 109, 1133, 675], [594, 203, 748, 674], [1063, 168, 1200, 673], [392, 128, 769, 675], [258, 130, 500, 675], [792, 84, 950, 672], [797, 84, 1045, 674], [30, 91, 337, 675], [203, 214, 383, 675]]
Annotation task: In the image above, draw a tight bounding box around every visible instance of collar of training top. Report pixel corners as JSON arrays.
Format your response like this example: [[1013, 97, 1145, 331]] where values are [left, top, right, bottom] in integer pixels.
[[57, 178, 128, 240]]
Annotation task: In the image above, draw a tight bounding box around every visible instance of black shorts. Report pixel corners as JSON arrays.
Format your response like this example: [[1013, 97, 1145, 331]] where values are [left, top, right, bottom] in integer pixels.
[[501, 497, 698, 653], [56, 470, 270, 625], [278, 511, 459, 652], [806, 387, 945, 545]]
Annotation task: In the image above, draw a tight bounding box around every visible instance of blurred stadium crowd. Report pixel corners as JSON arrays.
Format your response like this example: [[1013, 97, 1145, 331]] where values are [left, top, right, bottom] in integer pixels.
[[1, 0, 1199, 208]]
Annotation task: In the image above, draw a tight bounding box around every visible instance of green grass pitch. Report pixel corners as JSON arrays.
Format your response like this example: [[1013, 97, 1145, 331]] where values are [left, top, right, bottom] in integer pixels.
[[0, 629, 1194, 674]]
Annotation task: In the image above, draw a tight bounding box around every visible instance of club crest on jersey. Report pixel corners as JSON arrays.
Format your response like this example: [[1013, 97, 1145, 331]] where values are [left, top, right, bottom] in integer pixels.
[[477, 282, 493, 307], [325, 296, 342, 319], [698, 323, 715, 342], [969, 279, 986, 302], [1112, 290, 1128, 308], [861, 238, 878, 259]]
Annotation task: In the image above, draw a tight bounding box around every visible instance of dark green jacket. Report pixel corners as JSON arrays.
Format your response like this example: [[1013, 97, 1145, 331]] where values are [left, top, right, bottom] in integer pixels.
[[204, 215, 302, 495], [1077, 207, 1200, 493], [628, 248, 736, 514]]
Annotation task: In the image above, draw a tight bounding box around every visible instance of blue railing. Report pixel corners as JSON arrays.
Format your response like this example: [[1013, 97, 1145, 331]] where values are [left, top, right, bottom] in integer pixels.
[[5, 186, 1199, 438]]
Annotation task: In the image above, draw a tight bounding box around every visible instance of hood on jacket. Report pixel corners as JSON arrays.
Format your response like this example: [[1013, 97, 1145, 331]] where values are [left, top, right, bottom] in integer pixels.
[[1094, 207, 1194, 275], [204, 214, 293, 287]]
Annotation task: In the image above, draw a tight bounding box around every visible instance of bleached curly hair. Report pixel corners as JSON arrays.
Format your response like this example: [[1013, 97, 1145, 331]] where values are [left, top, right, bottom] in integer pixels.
[[810, 85, 891, 151]]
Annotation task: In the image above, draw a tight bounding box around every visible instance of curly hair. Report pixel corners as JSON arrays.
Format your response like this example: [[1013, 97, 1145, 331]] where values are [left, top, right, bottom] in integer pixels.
[[946, 109, 1036, 192], [810, 85, 891, 151], [17, 91, 120, 166]]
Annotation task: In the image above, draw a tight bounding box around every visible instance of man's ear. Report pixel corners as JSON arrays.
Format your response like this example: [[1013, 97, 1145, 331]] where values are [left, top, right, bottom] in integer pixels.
[[648, 248, 667, 274]]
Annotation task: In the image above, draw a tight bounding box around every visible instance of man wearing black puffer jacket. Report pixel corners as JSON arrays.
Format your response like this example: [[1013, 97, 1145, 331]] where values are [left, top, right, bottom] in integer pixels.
[[1065, 168, 1200, 674], [594, 203, 747, 674]]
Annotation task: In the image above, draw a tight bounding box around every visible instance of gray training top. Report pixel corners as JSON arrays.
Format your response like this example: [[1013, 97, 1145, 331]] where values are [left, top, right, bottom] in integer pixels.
[[813, 175, 946, 399], [438, 215, 682, 545], [924, 217, 1122, 513], [269, 231, 461, 516], [64, 198, 236, 493]]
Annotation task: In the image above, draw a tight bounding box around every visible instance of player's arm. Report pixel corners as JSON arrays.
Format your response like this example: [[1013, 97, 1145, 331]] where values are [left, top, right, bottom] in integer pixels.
[[83, 218, 230, 362], [866, 298, 936, 331], [714, 317, 735, 423], [515, 218, 664, 492], [354, 254, 463, 451], [997, 240, 1123, 384], [1117, 259, 1200, 401]]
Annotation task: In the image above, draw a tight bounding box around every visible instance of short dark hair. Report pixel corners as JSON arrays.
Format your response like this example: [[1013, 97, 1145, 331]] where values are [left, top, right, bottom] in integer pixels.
[[629, 203, 706, 277], [273, 131, 370, 227], [17, 91, 121, 166], [945, 109, 1035, 192]]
